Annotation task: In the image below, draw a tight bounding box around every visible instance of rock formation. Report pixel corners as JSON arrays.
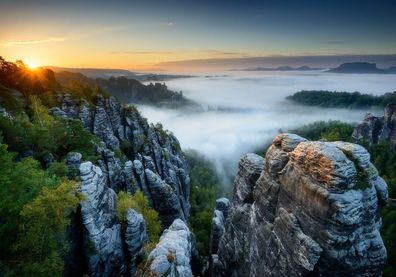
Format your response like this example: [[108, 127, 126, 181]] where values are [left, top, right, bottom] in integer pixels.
[[55, 93, 190, 228], [147, 219, 193, 277], [352, 103, 396, 147], [210, 198, 230, 255], [53, 92, 191, 276], [125, 209, 148, 275], [79, 162, 126, 276], [79, 161, 150, 276], [213, 133, 388, 277]]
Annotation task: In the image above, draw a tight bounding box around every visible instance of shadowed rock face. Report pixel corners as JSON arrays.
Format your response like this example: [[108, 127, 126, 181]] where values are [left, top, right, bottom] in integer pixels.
[[352, 103, 396, 148], [214, 133, 388, 277]]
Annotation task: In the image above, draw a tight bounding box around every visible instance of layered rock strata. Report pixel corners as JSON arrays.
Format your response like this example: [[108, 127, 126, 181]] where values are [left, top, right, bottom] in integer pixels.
[[214, 134, 388, 277], [148, 219, 193, 277], [52, 93, 191, 227]]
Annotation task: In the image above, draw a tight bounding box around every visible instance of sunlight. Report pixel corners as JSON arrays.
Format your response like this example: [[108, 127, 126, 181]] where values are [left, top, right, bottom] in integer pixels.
[[26, 61, 39, 69]]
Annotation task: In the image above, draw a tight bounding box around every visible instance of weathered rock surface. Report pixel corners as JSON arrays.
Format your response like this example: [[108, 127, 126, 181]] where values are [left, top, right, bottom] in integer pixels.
[[210, 198, 230, 255], [213, 133, 388, 277], [79, 162, 125, 277], [352, 103, 396, 147], [148, 219, 193, 277], [125, 208, 148, 276], [57, 93, 190, 228]]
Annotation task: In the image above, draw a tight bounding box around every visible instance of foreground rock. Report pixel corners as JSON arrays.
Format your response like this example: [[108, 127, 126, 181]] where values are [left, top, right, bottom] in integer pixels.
[[213, 134, 388, 276], [352, 103, 396, 147], [147, 219, 193, 277], [79, 162, 125, 276], [125, 209, 148, 275]]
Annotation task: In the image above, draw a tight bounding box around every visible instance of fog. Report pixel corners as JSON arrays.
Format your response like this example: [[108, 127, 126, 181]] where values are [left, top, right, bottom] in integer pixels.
[[138, 71, 396, 187]]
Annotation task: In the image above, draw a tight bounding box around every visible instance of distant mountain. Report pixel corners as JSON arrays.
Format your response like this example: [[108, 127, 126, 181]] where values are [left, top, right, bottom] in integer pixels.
[[231, 65, 323, 71], [327, 62, 396, 74], [47, 66, 192, 82]]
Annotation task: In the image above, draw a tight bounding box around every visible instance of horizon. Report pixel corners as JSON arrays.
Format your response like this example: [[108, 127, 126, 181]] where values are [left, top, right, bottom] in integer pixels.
[[1, 0, 396, 72]]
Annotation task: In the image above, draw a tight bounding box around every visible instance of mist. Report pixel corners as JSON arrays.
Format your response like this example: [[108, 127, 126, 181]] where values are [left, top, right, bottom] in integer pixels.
[[138, 71, 396, 188]]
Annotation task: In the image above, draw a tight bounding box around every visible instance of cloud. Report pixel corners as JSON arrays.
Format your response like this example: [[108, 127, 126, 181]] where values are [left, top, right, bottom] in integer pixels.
[[111, 49, 248, 58], [111, 51, 174, 55], [0, 37, 66, 48]]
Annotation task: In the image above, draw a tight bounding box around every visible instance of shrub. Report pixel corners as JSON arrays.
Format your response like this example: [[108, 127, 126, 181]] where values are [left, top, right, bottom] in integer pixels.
[[117, 191, 161, 243]]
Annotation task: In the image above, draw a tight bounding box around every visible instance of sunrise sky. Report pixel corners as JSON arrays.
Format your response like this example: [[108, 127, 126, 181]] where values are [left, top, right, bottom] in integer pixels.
[[1, 0, 396, 72]]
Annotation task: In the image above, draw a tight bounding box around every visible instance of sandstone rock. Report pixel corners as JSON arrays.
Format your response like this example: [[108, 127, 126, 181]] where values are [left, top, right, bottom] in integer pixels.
[[215, 198, 230, 219], [214, 133, 388, 277], [79, 162, 126, 276], [67, 152, 82, 179], [49, 107, 68, 118], [148, 219, 192, 277], [125, 208, 148, 276], [145, 169, 185, 227], [352, 103, 396, 147]]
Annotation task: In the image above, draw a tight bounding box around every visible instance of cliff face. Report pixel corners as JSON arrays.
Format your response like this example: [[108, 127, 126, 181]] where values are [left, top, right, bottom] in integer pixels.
[[352, 103, 396, 147], [52, 93, 191, 225], [48, 93, 192, 276], [213, 134, 388, 276]]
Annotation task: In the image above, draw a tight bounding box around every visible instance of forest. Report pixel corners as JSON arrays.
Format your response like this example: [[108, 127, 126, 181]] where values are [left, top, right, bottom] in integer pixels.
[[287, 90, 396, 109]]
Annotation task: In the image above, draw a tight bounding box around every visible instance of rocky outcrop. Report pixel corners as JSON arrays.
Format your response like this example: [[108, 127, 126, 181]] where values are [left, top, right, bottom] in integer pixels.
[[57, 93, 190, 228], [213, 133, 388, 277], [125, 209, 148, 276], [147, 219, 193, 277], [352, 103, 396, 147], [79, 161, 125, 277], [210, 198, 230, 255]]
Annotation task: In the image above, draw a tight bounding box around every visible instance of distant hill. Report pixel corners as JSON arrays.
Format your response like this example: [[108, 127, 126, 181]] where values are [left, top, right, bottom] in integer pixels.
[[287, 90, 396, 109], [231, 65, 323, 71], [327, 62, 396, 74], [47, 66, 192, 82], [55, 71, 197, 108]]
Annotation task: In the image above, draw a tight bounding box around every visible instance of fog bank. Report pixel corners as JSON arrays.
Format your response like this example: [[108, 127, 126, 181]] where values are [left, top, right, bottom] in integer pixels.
[[138, 71, 396, 186]]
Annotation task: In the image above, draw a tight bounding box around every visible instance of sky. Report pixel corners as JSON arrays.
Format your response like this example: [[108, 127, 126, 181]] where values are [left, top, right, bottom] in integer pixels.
[[1, 0, 395, 71]]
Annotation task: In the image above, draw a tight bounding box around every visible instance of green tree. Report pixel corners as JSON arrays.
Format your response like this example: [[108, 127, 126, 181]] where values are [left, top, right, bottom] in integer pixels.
[[14, 179, 80, 276], [0, 143, 56, 256]]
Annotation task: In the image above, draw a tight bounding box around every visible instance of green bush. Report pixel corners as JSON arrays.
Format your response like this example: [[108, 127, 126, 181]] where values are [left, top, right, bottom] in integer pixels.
[[117, 190, 161, 243]]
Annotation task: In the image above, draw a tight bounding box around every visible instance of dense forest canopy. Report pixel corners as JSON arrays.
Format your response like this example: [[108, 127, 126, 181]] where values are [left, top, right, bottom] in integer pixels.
[[287, 90, 396, 109]]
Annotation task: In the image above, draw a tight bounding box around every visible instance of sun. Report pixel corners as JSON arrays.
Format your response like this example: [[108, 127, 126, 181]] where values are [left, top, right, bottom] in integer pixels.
[[26, 61, 39, 69]]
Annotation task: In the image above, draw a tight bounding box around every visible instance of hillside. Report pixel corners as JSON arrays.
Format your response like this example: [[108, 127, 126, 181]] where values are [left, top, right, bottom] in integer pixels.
[[54, 70, 197, 107]]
